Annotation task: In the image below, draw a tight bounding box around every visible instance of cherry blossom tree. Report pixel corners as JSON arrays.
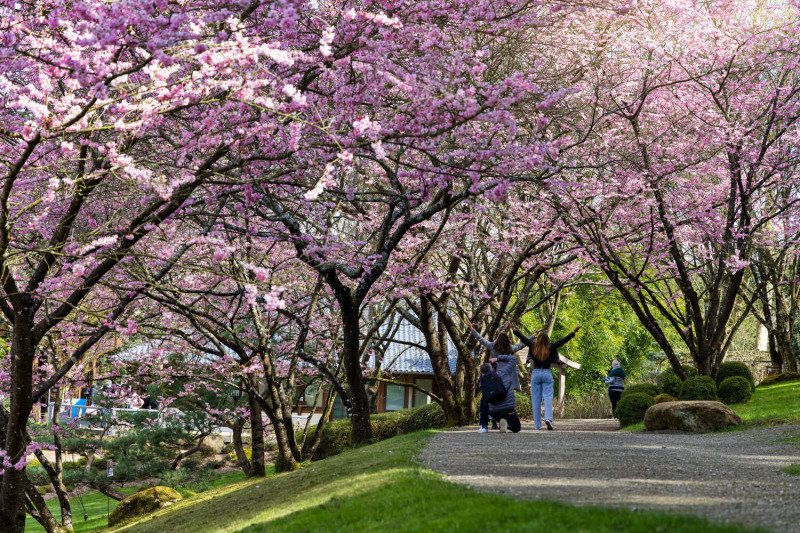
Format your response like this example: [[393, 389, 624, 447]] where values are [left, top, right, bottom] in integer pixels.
[[544, 0, 800, 377]]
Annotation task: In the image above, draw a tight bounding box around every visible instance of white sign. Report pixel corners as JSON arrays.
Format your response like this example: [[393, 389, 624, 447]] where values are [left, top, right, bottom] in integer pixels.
[[107, 459, 114, 477]]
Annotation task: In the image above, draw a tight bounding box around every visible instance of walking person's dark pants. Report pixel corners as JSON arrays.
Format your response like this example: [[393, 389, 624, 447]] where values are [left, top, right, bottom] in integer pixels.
[[609, 388, 623, 415]]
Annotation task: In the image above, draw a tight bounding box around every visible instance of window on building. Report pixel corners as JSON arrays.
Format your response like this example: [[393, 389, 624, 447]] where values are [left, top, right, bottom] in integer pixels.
[[413, 378, 433, 407], [385, 384, 405, 411]]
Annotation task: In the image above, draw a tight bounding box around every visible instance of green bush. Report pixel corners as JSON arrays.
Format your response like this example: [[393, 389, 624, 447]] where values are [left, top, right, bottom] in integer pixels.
[[615, 393, 654, 427], [653, 393, 677, 404], [514, 392, 532, 420], [679, 376, 718, 401], [657, 372, 683, 397], [622, 383, 660, 398], [759, 372, 800, 387], [301, 402, 447, 462], [717, 376, 753, 405], [683, 366, 699, 378], [715, 362, 755, 391]]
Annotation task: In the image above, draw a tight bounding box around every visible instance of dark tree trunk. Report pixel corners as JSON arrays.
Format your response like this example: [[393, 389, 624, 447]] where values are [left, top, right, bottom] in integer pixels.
[[1, 313, 36, 533], [232, 423, 251, 476], [91, 482, 127, 501], [34, 448, 72, 531], [247, 394, 267, 477], [24, 478, 68, 533], [340, 299, 372, 443], [418, 297, 461, 426], [170, 435, 207, 470]]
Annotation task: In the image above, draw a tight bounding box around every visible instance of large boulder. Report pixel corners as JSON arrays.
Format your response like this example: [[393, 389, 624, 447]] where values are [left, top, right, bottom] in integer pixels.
[[108, 486, 182, 527], [644, 401, 742, 432], [201, 433, 227, 454]]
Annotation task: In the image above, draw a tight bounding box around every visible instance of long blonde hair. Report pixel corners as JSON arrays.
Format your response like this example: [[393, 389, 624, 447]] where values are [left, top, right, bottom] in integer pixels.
[[532, 333, 550, 362]]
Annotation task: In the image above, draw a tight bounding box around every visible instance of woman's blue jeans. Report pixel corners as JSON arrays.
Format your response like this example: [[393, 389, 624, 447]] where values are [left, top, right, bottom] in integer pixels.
[[531, 368, 554, 429]]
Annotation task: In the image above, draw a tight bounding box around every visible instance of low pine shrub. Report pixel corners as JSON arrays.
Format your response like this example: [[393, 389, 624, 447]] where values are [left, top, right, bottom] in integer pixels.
[[657, 372, 683, 397], [715, 362, 755, 391], [759, 372, 800, 387], [679, 376, 718, 401], [653, 393, 677, 404], [622, 383, 660, 398], [615, 393, 654, 427], [717, 376, 753, 405]]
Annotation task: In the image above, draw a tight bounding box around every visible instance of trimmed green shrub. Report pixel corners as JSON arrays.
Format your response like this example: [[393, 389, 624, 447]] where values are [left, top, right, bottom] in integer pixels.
[[615, 393, 654, 428], [715, 362, 755, 391], [759, 372, 800, 387], [622, 383, 660, 398], [679, 376, 718, 401], [657, 372, 683, 397], [683, 366, 699, 378], [514, 392, 532, 420], [301, 402, 447, 462], [717, 376, 753, 405], [653, 393, 677, 404]]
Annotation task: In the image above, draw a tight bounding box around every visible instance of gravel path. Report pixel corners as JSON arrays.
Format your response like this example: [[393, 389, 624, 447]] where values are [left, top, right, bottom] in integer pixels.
[[419, 420, 800, 532]]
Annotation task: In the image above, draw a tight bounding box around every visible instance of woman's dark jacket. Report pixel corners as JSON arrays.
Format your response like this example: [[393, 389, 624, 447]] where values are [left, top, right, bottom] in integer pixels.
[[514, 330, 575, 369]]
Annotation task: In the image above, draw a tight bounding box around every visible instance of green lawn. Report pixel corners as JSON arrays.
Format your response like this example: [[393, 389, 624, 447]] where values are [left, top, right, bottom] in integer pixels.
[[622, 379, 800, 432], [25, 470, 247, 533], [734, 381, 800, 426], [109, 430, 762, 533]]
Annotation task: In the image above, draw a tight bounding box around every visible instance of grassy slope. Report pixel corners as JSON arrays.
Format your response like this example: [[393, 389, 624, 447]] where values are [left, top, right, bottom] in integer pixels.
[[25, 471, 247, 533], [622, 379, 800, 432], [113, 430, 761, 533]]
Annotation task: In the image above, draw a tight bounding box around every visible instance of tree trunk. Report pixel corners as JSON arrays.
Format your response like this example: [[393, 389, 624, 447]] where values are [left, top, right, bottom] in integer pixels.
[[247, 394, 267, 477], [169, 434, 207, 470], [231, 423, 251, 476], [34, 448, 72, 531], [418, 297, 461, 426], [340, 300, 372, 443], [1, 314, 37, 533], [24, 478, 69, 533], [91, 482, 127, 501]]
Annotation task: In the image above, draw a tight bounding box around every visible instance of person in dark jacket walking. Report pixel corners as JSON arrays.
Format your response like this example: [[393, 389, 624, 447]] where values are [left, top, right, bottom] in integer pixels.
[[479, 355, 521, 433], [604, 360, 625, 417], [509, 321, 581, 430]]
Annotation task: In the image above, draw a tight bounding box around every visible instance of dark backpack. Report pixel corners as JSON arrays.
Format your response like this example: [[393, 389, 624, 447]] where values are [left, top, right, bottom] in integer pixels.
[[480, 371, 507, 403]]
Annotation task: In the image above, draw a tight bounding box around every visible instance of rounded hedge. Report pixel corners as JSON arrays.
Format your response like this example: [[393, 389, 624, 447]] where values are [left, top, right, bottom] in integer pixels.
[[615, 393, 654, 427], [679, 376, 718, 401], [717, 376, 753, 405], [653, 393, 677, 404], [715, 362, 755, 391], [622, 383, 660, 398], [759, 371, 800, 387], [657, 372, 683, 397]]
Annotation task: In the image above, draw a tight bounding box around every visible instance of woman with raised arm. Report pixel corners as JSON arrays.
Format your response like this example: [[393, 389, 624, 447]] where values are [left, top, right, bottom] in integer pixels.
[[466, 318, 527, 433], [508, 321, 582, 430]]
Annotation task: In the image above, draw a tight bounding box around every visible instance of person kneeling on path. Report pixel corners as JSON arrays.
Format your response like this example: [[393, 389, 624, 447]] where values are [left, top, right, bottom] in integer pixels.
[[478, 355, 521, 433]]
